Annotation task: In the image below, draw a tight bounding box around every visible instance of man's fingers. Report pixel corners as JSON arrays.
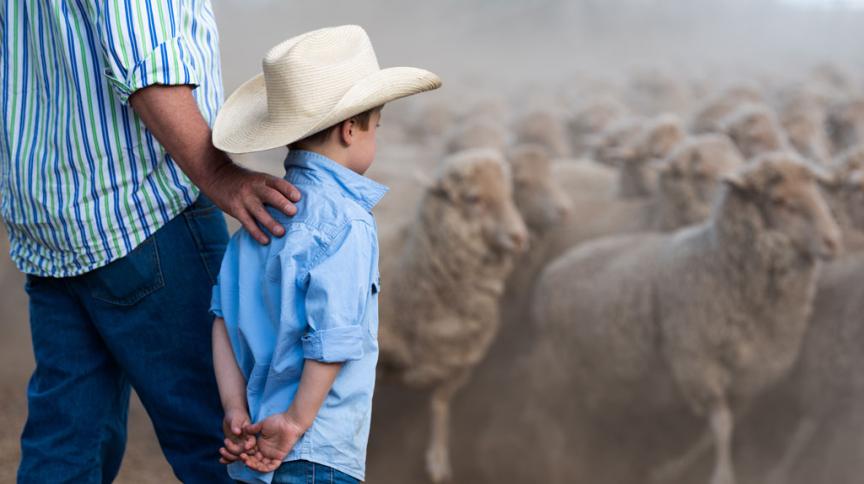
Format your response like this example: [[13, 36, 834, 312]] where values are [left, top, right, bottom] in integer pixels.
[[236, 211, 270, 245], [247, 201, 285, 238], [260, 186, 297, 218], [268, 177, 302, 203]]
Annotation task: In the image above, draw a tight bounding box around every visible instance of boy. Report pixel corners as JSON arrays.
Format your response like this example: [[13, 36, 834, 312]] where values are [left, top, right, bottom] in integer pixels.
[[208, 25, 441, 483]]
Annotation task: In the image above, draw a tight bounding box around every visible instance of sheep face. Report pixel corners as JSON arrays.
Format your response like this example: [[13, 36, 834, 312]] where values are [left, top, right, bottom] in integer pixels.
[[827, 99, 864, 152], [508, 144, 572, 235], [825, 146, 864, 234], [432, 150, 529, 255], [723, 153, 843, 260], [444, 119, 509, 155], [722, 105, 788, 160], [656, 135, 744, 228], [513, 110, 571, 158]]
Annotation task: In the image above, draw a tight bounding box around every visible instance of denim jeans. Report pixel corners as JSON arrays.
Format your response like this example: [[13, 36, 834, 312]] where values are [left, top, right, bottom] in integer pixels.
[[17, 195, 233, 484], [272, 460, 360, 484]]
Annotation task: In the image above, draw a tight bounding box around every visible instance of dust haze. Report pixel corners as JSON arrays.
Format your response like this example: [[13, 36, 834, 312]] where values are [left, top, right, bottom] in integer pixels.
[[2, 1, 864, 483]]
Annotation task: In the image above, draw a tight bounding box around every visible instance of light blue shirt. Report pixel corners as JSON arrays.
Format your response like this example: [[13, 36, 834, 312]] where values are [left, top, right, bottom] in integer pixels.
[[210, 150, 387, 483]]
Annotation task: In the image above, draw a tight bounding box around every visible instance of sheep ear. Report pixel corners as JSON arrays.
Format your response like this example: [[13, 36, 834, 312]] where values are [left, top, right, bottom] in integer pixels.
[[849, 169, 864, 189], [412, 169, 434, 190], [722, 171, 751, 192], [810, 164, 838, 187]]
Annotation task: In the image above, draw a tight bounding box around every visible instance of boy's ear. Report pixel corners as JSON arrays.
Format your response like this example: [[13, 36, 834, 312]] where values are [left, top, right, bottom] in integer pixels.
[[340, 118, 355, 146]]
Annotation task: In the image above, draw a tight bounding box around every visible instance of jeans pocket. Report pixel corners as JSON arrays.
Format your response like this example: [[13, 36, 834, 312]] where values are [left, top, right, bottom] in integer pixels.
[[85, 237, 165, 306], [183, 196, 229, 285]]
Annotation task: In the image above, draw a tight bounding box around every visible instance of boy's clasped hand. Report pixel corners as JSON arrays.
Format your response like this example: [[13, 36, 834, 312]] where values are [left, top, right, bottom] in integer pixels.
[[218, 408, 306, 473]]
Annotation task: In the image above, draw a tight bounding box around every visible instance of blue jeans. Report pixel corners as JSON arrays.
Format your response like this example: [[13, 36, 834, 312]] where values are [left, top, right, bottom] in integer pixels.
[[272, 460, 360, 484], [17, 195, 233, 484]]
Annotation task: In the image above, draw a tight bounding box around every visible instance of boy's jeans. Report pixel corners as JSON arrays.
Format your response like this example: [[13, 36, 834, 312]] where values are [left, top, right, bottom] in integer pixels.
[[272, 460, 359, 484], [17, 195, 233, 484]]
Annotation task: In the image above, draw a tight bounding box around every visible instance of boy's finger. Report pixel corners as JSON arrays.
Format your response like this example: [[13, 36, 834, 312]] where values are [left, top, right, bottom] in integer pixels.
[[244, 422, 264, 434], [223, 437, 243, 455], [219, 447, 240, 462]]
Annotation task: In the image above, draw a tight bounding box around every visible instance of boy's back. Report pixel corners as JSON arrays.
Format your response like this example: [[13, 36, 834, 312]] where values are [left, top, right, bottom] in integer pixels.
[[211, 149, 387, 482]]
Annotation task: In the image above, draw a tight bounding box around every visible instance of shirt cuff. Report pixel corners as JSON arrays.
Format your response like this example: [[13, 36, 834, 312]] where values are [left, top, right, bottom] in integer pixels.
[[301, 326, 365, 362], [209, 285, 223, 318], [105, 36, 199, 104]]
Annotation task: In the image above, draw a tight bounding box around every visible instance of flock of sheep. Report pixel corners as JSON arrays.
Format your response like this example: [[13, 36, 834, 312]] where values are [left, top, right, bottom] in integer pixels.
[[360, 65, 864, 484]]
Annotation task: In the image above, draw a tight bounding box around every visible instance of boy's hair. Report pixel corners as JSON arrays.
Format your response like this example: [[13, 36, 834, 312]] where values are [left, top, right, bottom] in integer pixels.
[[289, 106, 382, 149]]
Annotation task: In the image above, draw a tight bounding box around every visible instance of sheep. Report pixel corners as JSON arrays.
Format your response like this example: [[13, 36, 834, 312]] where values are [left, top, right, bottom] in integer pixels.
[[566, 96, 631, 157], [762, 254, 864, 484], [822, 145, 864, 251], [507, 144, 572, 237], [443, 117, 509, 155], [775, 87, 833, 164], [721, 103, 790, 160], [375, 149, 528, 483], [826, 97, 864, 153], [512, 109, 571, 158], [690, 84, 765, 134], [758, 149, 864, 484], [404, 98, 457, 144], [541, 134, 746, 270], [589, 116, 647, 166], [529, 151, 842, 484], [615, 113, 687, 198]]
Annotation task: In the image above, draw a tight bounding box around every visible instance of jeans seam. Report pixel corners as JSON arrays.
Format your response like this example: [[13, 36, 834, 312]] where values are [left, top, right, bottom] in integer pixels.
[[182, 210, 220, 286]]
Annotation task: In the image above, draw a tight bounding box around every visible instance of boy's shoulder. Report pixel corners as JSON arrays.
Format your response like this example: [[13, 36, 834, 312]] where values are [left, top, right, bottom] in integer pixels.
[[275, 179, 375, 236]]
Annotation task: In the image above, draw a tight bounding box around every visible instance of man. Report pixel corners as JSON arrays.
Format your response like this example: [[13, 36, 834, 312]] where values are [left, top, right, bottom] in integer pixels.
[[0, 2, 299, 482]]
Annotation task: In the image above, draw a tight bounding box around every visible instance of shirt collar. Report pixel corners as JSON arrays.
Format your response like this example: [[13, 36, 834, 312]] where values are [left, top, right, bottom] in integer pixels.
[[283, 150, 389, 212]]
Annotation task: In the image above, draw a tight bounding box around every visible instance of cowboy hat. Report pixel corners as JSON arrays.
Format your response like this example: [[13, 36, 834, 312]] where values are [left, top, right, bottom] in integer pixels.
[[213, 25, 442, 153]]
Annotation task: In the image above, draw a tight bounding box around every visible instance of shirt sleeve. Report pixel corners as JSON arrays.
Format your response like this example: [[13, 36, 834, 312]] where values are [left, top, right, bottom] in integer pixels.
[[209, 276, 223, 318], [91, 1, 199, 104], [299, 221, 376, 363]]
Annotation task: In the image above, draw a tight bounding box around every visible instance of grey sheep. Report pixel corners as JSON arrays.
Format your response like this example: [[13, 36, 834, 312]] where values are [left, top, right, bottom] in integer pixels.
[[530, 152, 842, 484]]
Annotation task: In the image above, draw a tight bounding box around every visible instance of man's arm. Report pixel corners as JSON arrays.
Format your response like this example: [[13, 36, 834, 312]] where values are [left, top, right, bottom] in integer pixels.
[[241, 360, 343, 472], [130, 85, 300, 244]]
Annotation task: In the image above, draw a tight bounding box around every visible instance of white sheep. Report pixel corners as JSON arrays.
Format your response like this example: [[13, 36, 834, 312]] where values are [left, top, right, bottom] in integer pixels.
[[721, 103, 790, 160], [375, 149, 528, 483], [512, 109, 571, 158], [776, 88, 833, 164], [530, 152, 842, 484], [690, 84, 765, 134], [443, 117, 509, 155], [566, 96, 631, 157]]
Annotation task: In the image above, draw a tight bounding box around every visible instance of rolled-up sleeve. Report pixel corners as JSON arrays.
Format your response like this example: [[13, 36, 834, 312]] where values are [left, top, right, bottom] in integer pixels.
[[209, 277, 223, 318], [300, 221, 375, 363], [93, 0, 198, 103]]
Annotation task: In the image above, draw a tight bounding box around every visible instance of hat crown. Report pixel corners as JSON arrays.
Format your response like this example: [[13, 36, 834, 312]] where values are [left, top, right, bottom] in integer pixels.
[[262, 25, 380, 123]]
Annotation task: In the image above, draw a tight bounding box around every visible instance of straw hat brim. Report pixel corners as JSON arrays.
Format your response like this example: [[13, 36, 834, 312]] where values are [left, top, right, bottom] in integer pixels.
[[213, 67, 442, 153]]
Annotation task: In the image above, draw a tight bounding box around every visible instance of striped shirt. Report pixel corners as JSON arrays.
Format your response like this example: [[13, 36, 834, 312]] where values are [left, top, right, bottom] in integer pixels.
[[0, 0, 223, 277]]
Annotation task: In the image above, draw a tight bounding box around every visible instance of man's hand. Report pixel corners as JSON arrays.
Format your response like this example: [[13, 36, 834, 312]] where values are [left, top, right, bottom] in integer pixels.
[[203, 160, 301, 244], [218, 407, 257, 464], [240, 413, 306, 473], [129, 84, 301, 244]]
